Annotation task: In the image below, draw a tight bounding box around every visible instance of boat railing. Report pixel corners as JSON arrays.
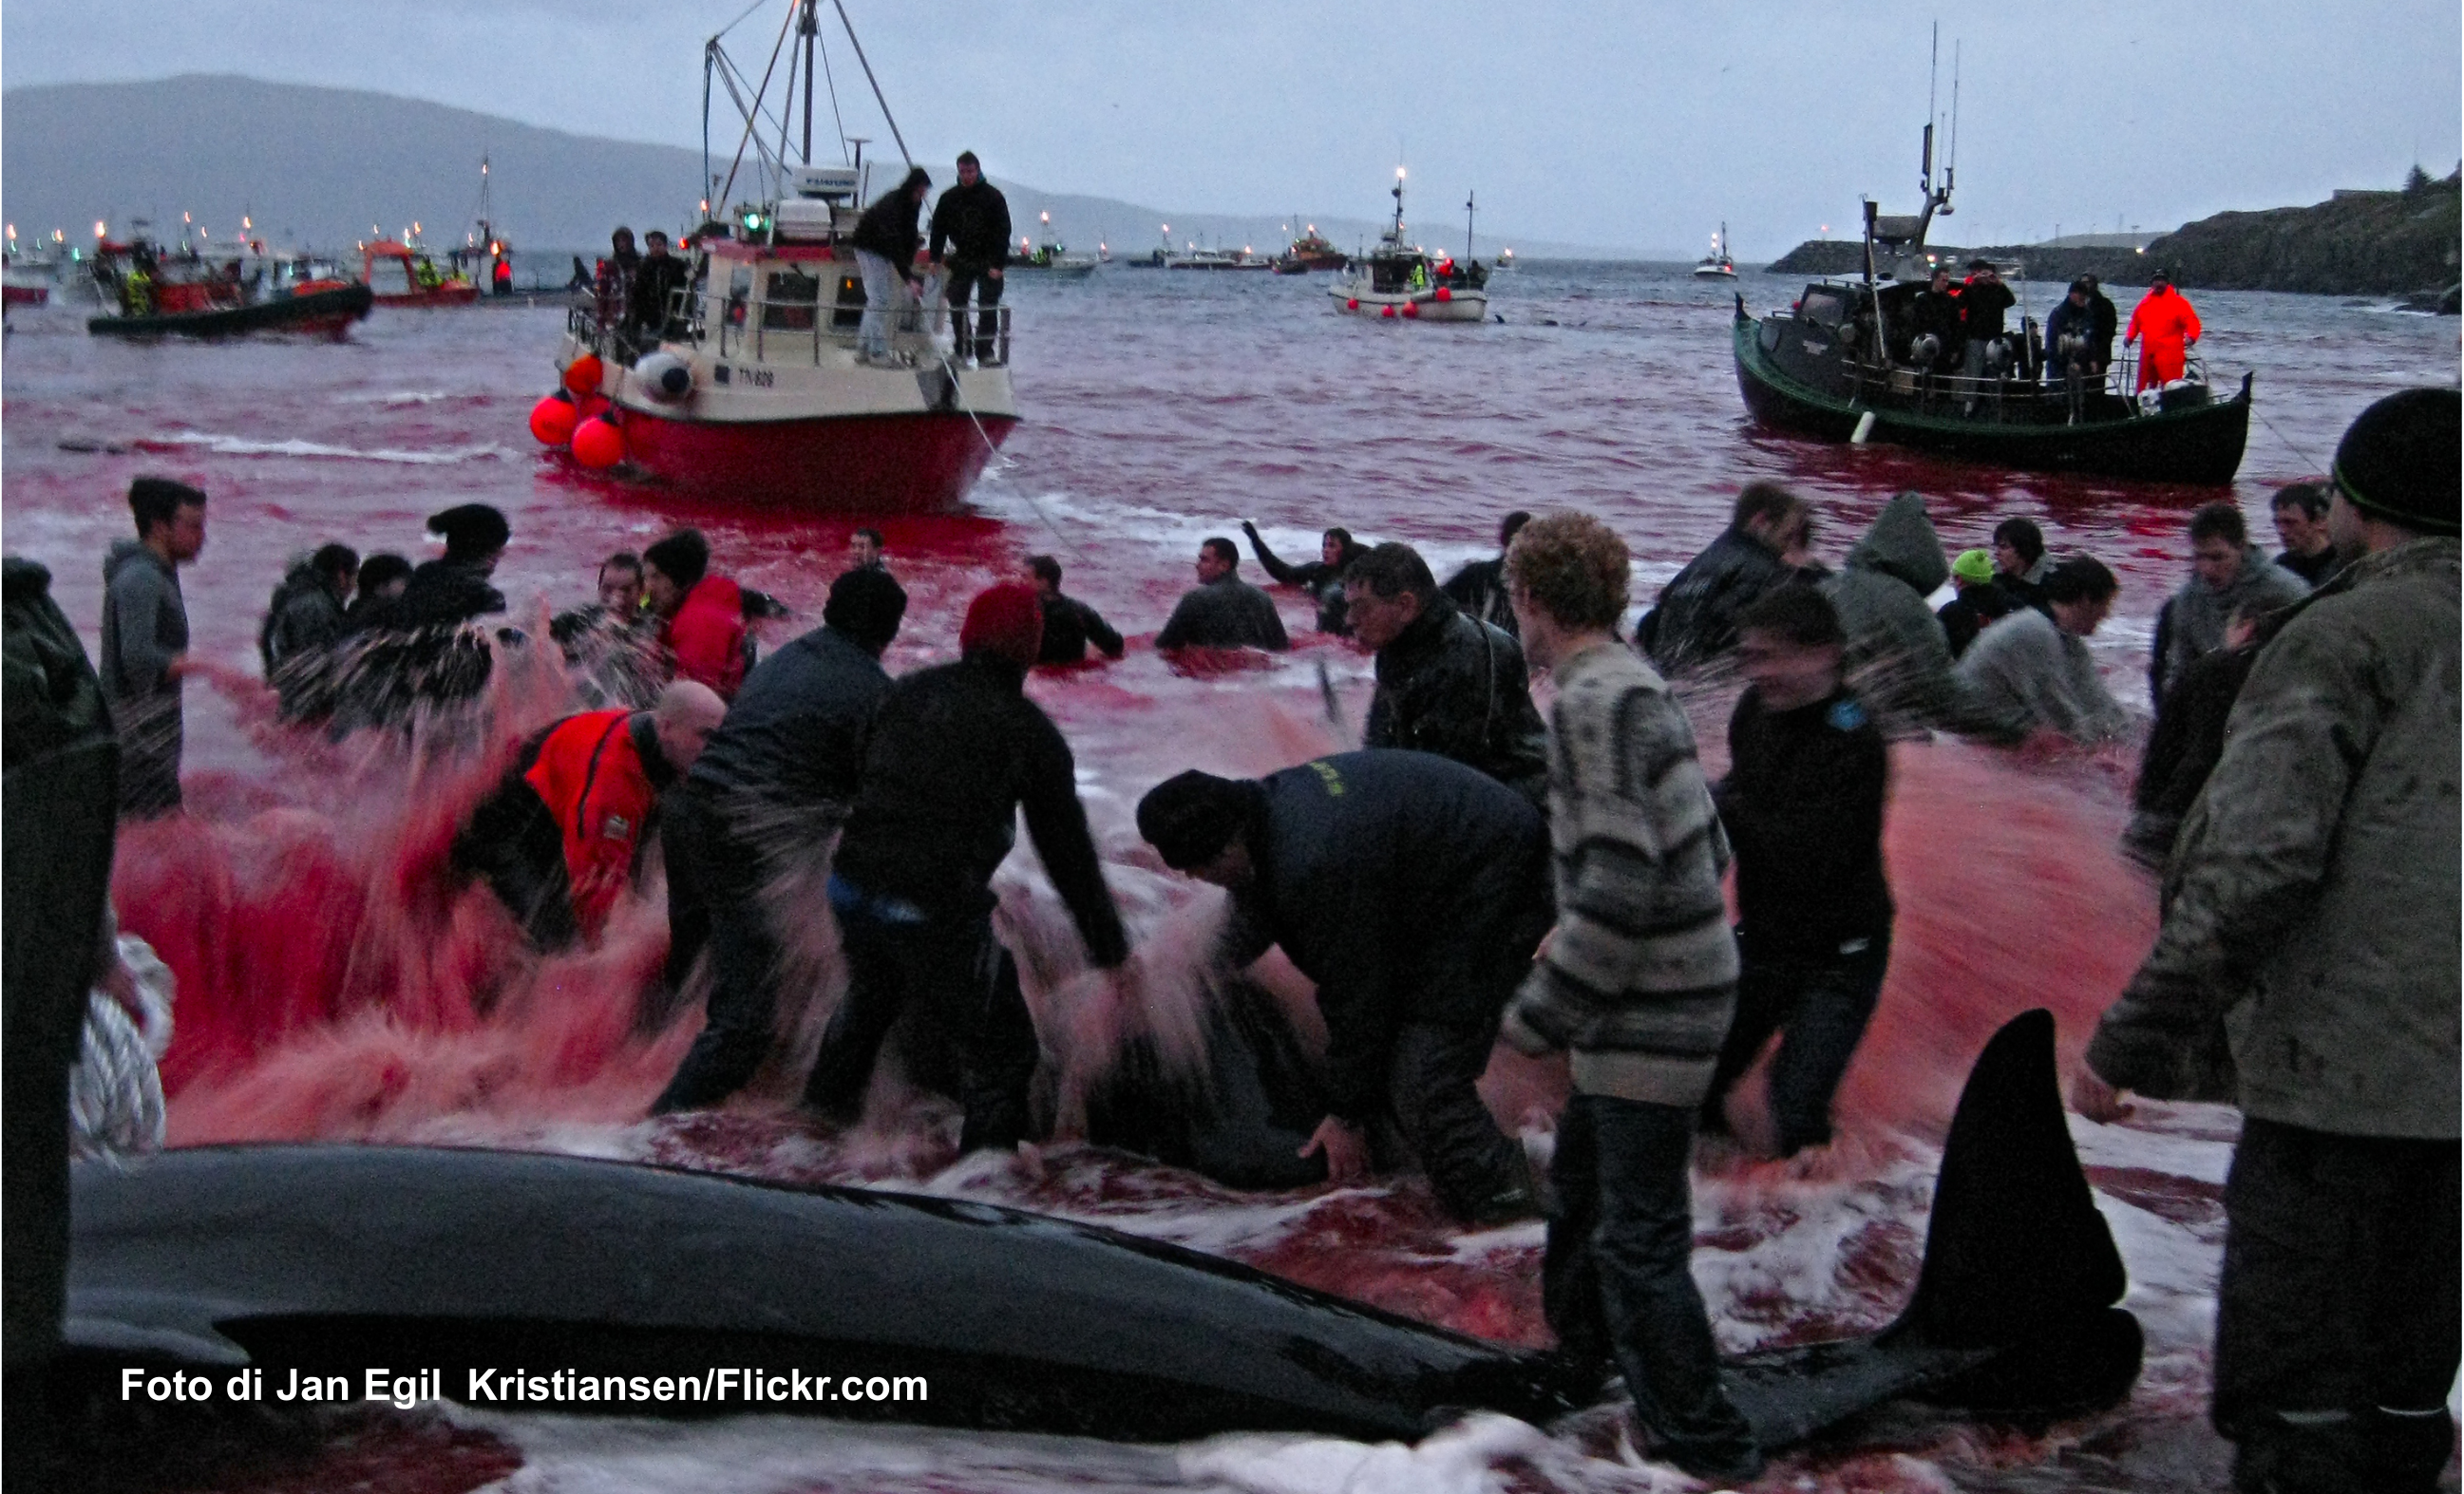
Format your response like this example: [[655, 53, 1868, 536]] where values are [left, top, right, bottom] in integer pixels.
[[571, 275, 1012, 369]]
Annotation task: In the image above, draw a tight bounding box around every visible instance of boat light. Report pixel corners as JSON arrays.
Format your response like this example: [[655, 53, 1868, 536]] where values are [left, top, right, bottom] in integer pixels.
[[94, 221, 106, 238], [5, 225, 13, 242]]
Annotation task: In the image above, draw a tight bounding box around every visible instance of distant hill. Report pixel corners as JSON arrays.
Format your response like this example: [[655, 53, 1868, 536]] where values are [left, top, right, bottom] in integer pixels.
[[0, 75, 1645, 260], [1766, 171, 2462, 296]]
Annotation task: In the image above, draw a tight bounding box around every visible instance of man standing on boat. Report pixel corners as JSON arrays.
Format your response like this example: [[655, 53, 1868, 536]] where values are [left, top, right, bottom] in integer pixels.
[[2124, 271, 2202, 392], [851, 168, 932, 368], [929, 152, 1011, 367], [626, 230, 691, 350]]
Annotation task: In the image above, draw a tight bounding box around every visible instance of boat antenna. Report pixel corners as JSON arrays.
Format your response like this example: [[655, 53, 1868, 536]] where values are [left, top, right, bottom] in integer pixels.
[[799, 0, 819, 164], [1464, 190, 1475, 263], [832, 0, 911, 167], [1944, 41, 1961, 202], [1923, 22, 1937, 200]]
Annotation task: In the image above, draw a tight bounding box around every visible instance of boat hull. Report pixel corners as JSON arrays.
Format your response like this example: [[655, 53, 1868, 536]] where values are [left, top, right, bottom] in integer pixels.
[[615, 407, 1017, 513], [1331, 287, 1488, 322], [370, 284, 483, 308], [1733, 307, 2249, 485], [4, 283, 51, 307], [86, 284, 375, 341]]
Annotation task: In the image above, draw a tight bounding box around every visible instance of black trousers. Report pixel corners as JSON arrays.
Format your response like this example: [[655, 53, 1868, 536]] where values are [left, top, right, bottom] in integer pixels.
[[942, 267, 1003, 362], [1544, 1093, 1760, 1475], [1702, 931, 1888, 1155], [803, 899, 1038, 1155], [649, 787, 787, 1113], [1384, 1020, 1532, 1224], [2214, 1117, 2459, 1494]]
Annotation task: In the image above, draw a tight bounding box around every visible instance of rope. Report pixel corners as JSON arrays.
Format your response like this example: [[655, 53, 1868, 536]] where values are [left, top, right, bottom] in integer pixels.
[[2253, 405, 2327, 473]]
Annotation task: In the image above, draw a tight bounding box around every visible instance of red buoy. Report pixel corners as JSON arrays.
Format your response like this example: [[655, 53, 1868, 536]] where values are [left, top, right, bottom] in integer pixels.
[[1402, 301, 1421, 318], [528, 394, 578, 447], [1380, 304, 1397, 318], [1434, 286, 1452, 303], [562, 354, 604, 397], [570, 416, 625, 470], [1346, 298, 1360, 311], [578, 393, 613, 422]]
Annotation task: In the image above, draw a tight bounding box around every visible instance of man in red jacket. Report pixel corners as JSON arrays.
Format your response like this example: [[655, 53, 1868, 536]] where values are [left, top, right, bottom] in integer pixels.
[[644, 529, 750, 698], [2124, 271, 2203, 392], [452, 680, 727, 946]]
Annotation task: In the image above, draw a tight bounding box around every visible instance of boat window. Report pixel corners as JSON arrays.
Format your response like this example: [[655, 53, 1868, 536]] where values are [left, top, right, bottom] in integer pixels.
[[725, 264, 752, 327], [762, 267, 820, 330], [1800, 290, 1846, 328], [832, 273, 865, 330]]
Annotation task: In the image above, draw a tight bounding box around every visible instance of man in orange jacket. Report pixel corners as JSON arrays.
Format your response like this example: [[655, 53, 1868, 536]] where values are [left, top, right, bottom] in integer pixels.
[[644, 529, 752, 698], [2124, 271, 2203, 392], [452, 680, 727, 947]]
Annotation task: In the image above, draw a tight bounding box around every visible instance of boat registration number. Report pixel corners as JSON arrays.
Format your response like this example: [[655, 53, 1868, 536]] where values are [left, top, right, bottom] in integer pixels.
[[732, 366, 775, 387]]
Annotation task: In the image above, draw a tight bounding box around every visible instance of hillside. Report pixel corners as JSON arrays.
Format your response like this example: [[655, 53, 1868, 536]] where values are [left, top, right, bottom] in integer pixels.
[[1767, 170, 2461, 297], [0, 75, 1640, 260]]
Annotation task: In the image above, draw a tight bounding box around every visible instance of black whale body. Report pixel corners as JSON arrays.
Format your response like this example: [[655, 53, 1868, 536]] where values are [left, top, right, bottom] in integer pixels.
[[66, 1010, 2139, 1448]]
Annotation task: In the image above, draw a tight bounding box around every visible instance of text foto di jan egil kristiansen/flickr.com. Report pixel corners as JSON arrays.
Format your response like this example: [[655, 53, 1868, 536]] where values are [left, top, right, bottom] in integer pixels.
[[122, 1366, 933, 1409]]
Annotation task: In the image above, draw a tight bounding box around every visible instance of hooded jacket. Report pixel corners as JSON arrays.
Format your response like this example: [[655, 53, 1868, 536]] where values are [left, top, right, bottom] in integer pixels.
[[4, 557, 111, 770], [2086, 537, 2459, 1140], [1638, 526, 1793, 671], [260, 561, 346, 675], [1951, 606, 2131, 747], [1820, 493, 1956, 730], [2149, 544, 2309, 702], [852, 191, 924, 281], [99, 539, 187, 708], [1362, 593, 1548, 804], [1223, 750, 1550, 1122]]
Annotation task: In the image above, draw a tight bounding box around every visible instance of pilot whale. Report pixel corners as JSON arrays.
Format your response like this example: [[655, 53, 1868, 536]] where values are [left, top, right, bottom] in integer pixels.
[[65, 1009, 2137, 1448]]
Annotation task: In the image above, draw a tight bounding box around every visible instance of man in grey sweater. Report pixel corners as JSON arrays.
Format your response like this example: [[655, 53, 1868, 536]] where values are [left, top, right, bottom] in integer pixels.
[[1499, 512, 1761, 1484], [1950, 556, 2131, 747], [2148, 501, 2308, 703], [99, 478, 207, 817]]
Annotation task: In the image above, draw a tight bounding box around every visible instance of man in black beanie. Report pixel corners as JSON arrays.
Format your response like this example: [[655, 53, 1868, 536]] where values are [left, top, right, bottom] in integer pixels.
[[2079, 387, 2459, 1494], [650, 565, 907, 1086], [1137, 750, 1546, 1224], [370, 502, 511, 632]]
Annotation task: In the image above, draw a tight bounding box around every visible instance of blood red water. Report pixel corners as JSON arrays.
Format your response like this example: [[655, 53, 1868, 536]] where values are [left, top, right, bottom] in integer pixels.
[[5, 270, 2454, 1492]]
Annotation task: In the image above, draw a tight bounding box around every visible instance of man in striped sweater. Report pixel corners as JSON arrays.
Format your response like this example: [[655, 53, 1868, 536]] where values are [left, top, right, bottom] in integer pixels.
[[1500, 511, 1762, 1484]]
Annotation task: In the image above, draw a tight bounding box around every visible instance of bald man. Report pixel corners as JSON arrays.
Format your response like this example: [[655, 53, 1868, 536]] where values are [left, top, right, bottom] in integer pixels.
[[452, 682, 727, 948]]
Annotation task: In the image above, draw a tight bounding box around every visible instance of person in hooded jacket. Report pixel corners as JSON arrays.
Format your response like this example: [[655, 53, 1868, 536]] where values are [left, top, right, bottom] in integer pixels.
[[851, 167, 932, 366], [341, 553, 412, 631], [1637, 482, 1813, 671], [100, 477, 207, 817], [2147, 501, 2309, 704], [642, 529, 752, 699], [651, 568, 909, 1095], [804, 583, 1131, 1153], [1346, 541, 1548, 805], [1819, 491, 1957, 732], [1138, 752, 1547, 1225], [2124, 271, 2202, 391], [1241, 520, 1367, 635], [260, 541, 357, 676], [1440, 511, 1533, 638], [928, 151, 1011, 365]]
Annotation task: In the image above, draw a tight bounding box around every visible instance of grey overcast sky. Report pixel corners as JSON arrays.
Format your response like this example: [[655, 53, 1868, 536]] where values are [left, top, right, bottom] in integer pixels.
[[5, 0, 2456, 254]]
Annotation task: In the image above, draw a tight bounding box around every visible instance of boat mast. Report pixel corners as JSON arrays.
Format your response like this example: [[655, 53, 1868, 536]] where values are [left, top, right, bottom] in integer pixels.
[[1390, 167, 1405, 244], [1464, 190, 1475, 263], [799, 0, 818, 165]]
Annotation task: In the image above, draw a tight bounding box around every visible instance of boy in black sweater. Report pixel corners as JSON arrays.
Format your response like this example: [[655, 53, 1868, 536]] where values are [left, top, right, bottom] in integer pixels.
[[1702, 586, 1894, 1156]]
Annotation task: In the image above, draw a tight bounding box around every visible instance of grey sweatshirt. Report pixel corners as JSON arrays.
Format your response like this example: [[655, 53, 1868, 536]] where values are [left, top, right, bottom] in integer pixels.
[[1953, 607, 2129, 746], [99, 539, 187, 706]]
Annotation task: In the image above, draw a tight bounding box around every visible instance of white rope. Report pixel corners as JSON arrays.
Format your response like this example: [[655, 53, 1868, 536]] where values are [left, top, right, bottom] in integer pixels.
[[69, 935, 175, 1163]]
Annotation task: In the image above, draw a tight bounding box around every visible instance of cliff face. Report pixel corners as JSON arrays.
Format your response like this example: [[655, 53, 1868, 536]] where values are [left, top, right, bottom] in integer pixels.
[[1767, 172, 2461, 297]]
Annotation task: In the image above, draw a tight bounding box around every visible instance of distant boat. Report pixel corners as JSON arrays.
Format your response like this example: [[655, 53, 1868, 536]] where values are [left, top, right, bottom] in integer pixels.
[[1329, 173, 1488, 322], [85, 236, 373, 339], [1693, 222, 1737, 279], [1009, 213, 1100, 277], [1279, 226, 1347, 272], [361, 239, 480, 307]]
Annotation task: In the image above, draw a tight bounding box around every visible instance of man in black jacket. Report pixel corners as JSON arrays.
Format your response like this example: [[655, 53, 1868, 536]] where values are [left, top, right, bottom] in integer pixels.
[[2269, 482, 2341, 589], [625, 230, 691, 349], [1020, 555, 1123, 663], [651, 566, 908, 1104], [1137, 751, 1545, 1223], [1440, 511, 1531, 638], [928, 151, 1011, 366], [1156, 538, 1290, 652], [1347, 542, 1547, 805], [851, 167, 931, 366], [805, 582, 1130, 1152], [1638, 482, 1812, 671], [1907, 265, 1965, 373], [1240, 521, 1365, 635], [1699, 587, 1892, 1157], [260, 543, 357, 675]]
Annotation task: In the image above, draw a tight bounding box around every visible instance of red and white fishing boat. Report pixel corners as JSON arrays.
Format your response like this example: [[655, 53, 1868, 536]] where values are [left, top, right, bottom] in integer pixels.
[[362, 239, 481, 307], [537, 0, 1015, 512]]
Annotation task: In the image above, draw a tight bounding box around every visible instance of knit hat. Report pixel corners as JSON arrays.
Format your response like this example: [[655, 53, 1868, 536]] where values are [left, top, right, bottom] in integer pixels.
[[643, 529, 711, 590], [958, 581, 1043, 669], [822, 566, 908, 652], [1137, 770, 1263, 870], [1950, 548, 1997, 584], [426, 503, 509, 561], [2331, 388, 2461, 536]]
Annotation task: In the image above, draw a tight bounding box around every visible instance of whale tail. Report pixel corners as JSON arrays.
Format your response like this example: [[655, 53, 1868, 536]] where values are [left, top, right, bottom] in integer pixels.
[[1725, 1008, 2143, 1447]]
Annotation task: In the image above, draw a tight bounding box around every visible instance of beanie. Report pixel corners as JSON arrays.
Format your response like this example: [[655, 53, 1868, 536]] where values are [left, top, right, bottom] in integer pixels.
[[2331, 388, 2460, 537], [1137, 770, 1264, 870], [426, 503, 510, 561], [822, 566, 908, 653], [958, 581, 1043, 670], [1950, 548, 1997, 584], [643, 529, 711, 590]]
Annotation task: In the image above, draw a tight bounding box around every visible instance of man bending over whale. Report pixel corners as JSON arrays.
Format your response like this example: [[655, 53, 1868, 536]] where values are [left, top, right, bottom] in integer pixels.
[[1137, 751, 1545, 1225]]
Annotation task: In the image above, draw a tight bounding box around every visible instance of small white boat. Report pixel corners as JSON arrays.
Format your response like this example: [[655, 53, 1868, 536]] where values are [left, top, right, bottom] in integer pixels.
[[1329, 172, 1488, 322], [1693, 222, 1738, 279]]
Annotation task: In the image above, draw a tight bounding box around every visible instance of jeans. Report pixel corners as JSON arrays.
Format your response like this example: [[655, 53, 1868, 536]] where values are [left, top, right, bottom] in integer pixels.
[[853, 249, 903, 359], [1544, 1094, 1760, 1477], [649, 787, 787, 1113], [1384, 1020, 1533, 1223], [803, 886, 1039, 1155], [943, 267, 1003, 362], [2214, 1117, 2459, 1494], [1702, 931, 1888, 1155]]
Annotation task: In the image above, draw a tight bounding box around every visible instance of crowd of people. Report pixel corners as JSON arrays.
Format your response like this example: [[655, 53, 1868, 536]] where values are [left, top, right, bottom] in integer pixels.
[[6, 381, 2452, 1490]]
